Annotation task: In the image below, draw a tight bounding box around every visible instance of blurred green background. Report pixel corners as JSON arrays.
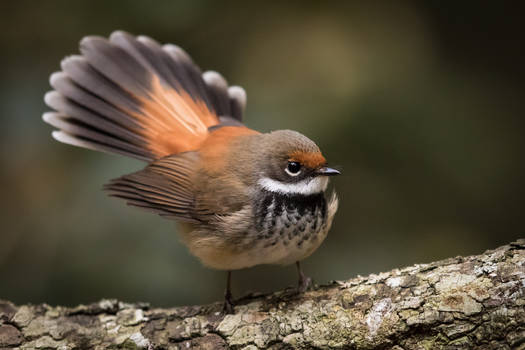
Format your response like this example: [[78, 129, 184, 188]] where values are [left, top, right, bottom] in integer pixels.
[[1, 1, 523, 308]]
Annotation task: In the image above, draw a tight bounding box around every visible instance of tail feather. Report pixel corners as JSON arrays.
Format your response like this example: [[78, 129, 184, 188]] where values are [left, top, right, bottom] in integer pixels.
[[203, 71, 231, 117], [60, 55, 144, 124], [79, 36, 152, 98], [44, 90, 154, 160], [44, 31, 248, 161], [109, 32, 181, 96], [228, 86, 247, 122], [51, 130, 148, 160], [162, 44, 215, 111], [48, 73, 145, 138], [43, 112, 152, 161]]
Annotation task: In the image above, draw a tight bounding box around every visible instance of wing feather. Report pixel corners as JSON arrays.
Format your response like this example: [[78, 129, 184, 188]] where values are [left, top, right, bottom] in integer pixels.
[[104, 152, 200, 222]]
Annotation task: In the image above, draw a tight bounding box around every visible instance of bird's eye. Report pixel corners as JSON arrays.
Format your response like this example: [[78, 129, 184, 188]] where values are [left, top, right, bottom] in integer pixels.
[[285, 162, 302, 176]]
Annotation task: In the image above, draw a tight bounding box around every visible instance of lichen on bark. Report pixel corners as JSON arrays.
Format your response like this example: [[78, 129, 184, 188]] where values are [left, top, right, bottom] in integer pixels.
[[1, 239, 524, 349]]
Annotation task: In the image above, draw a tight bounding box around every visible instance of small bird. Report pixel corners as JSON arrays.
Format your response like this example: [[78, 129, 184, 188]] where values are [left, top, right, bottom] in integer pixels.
[[43, 31, 339, 313]]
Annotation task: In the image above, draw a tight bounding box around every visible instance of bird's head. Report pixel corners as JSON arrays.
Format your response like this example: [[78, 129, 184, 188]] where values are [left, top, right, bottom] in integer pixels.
[[253, 130, 340, 195]]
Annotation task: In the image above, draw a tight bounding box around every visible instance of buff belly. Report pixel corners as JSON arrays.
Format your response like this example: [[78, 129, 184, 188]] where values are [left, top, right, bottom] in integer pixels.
[[178, 192, 338, 270]]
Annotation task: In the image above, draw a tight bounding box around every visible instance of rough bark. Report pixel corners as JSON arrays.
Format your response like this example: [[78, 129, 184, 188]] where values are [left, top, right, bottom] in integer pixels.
[[1, 240, 524, 350]]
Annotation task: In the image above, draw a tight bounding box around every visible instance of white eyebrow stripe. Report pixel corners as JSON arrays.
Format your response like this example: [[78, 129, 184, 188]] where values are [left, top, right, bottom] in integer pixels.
[[258, 177, 328, 195]]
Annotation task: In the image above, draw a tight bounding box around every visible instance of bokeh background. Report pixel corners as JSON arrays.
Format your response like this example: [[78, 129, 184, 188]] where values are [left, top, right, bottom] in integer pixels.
[[1, 1, 523, 307]]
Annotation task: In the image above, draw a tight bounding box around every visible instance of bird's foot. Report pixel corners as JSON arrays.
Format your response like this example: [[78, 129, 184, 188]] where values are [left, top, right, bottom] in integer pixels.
[[297, 274, 313, 293], [222, 290, 235, 314]]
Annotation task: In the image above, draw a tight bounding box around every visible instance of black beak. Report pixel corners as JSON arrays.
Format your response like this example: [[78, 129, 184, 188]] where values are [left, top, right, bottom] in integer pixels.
[[317, 167, 341, 176]]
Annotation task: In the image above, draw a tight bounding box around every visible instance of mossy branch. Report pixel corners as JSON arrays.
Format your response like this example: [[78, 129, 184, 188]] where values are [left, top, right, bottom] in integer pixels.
[[1, 240, 524, 349]]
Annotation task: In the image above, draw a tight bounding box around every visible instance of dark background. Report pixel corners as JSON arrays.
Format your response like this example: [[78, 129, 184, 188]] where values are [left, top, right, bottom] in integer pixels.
[[1, 1, 523, 307]]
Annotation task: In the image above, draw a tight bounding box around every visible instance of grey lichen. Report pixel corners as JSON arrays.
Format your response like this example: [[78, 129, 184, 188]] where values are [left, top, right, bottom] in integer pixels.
[[1, 239, 524, 349]]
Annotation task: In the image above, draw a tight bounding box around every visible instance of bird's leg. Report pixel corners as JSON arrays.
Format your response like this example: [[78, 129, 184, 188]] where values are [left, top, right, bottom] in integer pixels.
[[296, 261, 312, 293], [222, 271, 235, 314]]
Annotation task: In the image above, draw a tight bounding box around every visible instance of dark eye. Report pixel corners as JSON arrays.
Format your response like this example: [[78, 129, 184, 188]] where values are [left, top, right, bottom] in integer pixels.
[[286, 161, 302, 175]]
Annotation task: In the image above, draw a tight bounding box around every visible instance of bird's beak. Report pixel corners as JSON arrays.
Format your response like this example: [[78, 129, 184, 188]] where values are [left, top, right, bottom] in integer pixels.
[[316, 167, 341, 176]]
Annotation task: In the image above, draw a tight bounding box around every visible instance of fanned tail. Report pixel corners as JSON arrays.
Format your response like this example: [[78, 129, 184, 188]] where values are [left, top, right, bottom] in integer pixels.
[[43, 30, 247, 161]]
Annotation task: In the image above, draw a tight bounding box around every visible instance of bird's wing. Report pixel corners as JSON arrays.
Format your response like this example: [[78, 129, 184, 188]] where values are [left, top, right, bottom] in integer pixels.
[[44, 30, 247, 162], [104, 126, 259, 222], [104, 151, 200, 222]]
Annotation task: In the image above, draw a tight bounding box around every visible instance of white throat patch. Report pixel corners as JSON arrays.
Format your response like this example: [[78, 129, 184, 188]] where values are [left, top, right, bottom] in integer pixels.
[[258, 176, 329, 195]]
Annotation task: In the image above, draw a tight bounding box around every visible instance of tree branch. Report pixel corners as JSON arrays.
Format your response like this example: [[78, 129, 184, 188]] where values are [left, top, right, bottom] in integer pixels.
[[1, 240, 524, 349]]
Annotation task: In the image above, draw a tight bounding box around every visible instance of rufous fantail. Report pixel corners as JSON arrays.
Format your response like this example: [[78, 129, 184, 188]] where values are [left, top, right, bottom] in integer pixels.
[[43, 31, 339, 313]]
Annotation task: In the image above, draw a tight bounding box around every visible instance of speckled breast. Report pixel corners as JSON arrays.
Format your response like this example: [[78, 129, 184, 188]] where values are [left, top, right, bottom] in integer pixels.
[[253, 190, 328, 249]]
